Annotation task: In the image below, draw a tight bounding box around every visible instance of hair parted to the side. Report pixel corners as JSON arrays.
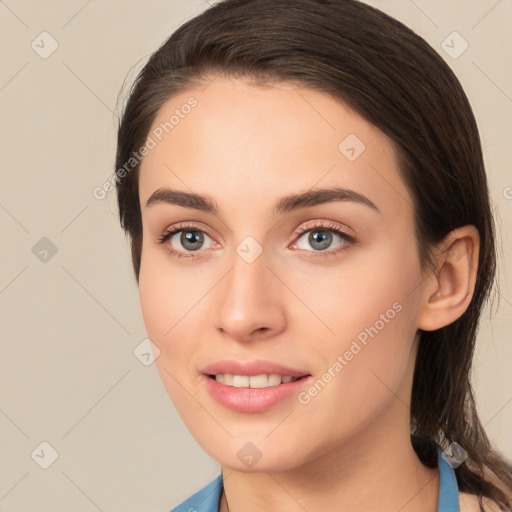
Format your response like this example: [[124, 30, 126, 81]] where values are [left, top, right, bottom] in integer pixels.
[[114, 0, 512, 509]]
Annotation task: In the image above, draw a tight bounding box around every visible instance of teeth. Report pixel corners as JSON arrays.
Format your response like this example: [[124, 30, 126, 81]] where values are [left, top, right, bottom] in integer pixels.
[[268, 374, 281, 386], [214, 374, 300, 388], [233, 375, 250, 388], [247, 374, 267, 388]]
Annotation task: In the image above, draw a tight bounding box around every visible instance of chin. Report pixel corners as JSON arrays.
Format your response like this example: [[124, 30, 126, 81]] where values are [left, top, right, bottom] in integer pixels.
[[199, 437, 310, 474]]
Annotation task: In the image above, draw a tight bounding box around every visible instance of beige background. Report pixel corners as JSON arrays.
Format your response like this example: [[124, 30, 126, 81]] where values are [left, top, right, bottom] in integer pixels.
[[1, 1, 511, 510]]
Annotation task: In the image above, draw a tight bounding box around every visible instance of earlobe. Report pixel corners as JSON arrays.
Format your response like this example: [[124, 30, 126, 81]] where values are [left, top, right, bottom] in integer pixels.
[[417, 226, 480, 332]]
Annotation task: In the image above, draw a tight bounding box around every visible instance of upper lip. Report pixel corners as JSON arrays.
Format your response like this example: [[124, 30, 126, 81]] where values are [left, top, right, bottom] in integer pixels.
[[202, 359, 310, 377]]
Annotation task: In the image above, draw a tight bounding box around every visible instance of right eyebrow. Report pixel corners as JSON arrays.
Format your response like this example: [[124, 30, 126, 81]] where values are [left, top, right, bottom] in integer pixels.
[[145, 187, 217, 212]]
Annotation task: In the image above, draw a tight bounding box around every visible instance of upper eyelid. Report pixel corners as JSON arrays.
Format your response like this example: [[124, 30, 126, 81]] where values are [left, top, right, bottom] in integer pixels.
[[293, 219, 353, 234], [162, 220, 350, 235]]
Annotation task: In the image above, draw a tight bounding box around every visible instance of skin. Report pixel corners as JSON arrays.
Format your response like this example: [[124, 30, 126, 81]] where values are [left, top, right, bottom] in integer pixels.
[[137, 76, 481, 512]]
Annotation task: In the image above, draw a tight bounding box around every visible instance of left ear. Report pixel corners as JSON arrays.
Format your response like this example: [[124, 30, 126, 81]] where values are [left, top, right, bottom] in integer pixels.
[[417, 225, 480, 332]]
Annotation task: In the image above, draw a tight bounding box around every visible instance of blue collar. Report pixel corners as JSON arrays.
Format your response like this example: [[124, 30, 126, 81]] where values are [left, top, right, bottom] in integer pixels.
[[171, 443, 460, 511], [436, 444, 461, 511]]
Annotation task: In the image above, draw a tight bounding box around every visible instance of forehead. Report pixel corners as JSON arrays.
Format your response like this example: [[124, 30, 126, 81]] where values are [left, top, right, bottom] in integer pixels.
[[138, 76, 412, 221]]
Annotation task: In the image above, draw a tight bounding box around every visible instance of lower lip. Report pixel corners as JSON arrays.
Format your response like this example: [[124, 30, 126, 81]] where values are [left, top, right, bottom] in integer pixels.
[[203, 375, 312, 413]]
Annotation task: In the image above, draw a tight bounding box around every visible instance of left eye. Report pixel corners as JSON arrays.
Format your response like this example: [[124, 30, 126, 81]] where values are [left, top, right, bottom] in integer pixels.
[[293, 227, 353, 252]]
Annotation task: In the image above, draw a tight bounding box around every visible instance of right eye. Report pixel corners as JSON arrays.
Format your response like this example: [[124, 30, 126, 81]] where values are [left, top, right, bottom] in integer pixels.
[[158, 223, 218, 259]]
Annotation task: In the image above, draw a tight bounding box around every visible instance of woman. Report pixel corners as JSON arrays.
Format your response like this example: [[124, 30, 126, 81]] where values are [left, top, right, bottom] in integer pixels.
[[114, 0, 512, 510]]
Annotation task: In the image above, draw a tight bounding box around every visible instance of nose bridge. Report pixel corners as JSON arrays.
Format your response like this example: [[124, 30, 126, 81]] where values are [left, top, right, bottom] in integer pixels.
[[214, 243, 285, 339]]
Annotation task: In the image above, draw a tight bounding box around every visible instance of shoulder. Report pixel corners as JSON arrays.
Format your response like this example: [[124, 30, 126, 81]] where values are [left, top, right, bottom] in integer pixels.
[[458, 490, 502, 512]]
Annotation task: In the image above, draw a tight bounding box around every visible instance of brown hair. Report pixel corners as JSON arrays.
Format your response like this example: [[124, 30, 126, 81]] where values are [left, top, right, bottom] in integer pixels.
[[114, 0, 512, 509]]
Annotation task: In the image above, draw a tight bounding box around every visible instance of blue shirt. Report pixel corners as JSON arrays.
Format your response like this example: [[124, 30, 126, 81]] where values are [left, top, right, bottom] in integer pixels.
[[169, 444, 460, 511]]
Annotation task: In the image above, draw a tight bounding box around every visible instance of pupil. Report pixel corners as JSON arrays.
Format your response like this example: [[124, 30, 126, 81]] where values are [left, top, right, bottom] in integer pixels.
[[181, 231, 203, 250], [310, 230, 331, 250]]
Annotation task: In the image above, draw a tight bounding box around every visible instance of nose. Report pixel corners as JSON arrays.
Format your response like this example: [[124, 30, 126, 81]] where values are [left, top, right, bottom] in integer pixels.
[[214, 249, 287, 343]]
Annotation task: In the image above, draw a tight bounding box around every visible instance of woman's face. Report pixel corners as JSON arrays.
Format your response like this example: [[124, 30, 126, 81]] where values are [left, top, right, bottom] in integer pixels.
[[137, 76, 426, 472]]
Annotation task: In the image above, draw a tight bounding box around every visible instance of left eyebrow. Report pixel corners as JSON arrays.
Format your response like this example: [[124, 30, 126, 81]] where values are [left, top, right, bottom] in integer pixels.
[[144, 186, 380, 216], [273, 187, 380, 216]]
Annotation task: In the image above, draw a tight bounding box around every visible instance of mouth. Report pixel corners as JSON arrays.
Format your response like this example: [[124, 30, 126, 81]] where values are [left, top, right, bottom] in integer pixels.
[[207, 373, 309, 388], [202, 371, 313, 412], [201, 360, 312, 412]]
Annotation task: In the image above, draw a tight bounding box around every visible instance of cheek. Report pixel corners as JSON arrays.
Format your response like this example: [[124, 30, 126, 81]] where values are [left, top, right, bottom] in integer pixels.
[[138, 258, 204, 413], [138, 262, 169, 342], [138, 251, 195, 362], [290, 240, 420, 415], [287, 236, 419, 344], [138, 242, 196, 334]]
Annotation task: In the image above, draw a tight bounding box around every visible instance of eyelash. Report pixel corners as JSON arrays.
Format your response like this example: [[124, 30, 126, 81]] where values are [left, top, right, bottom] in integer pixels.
[[157, 220, 356, 260]]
